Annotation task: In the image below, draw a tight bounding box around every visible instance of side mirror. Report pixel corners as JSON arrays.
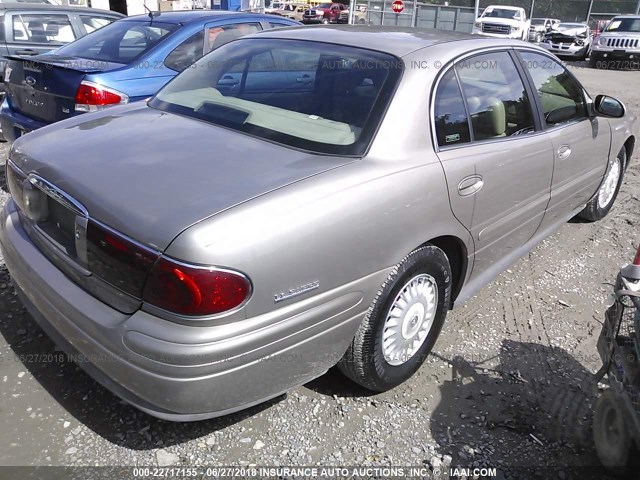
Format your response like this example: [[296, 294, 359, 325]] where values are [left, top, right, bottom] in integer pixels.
[[594, 95, 625, 118]]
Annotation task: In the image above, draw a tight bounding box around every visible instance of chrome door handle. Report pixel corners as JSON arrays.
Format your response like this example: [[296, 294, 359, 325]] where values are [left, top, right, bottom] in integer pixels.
[[557, 145, 572, 160], [458, 175, 484, 196]]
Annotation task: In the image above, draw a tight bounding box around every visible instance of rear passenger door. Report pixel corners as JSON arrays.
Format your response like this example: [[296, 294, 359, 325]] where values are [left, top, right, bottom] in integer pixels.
[[434, 50, 554, 277], [517, 51, 611, 229]]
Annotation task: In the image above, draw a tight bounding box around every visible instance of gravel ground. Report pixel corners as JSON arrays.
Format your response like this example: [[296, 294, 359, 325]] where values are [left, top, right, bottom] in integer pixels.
[[0, 63, 639, 476]]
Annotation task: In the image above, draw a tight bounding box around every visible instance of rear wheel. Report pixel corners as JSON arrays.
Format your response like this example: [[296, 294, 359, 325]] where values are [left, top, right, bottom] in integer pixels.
[[593, 389, 637, 475], [578, 147, 625, 222], [338, 245, 451, 391], [321, 17, 329, 24]]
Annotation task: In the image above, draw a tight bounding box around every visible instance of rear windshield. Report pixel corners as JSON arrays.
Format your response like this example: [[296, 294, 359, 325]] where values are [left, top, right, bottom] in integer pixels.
[[531, 19, 545, 25], [53, 20, 179, 63], [606, 18, 640, 33], [149, 39, 402, 156]]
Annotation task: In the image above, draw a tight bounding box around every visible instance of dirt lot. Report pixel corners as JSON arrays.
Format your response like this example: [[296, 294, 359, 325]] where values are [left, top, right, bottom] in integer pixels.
[[0, 63, 639, 476]]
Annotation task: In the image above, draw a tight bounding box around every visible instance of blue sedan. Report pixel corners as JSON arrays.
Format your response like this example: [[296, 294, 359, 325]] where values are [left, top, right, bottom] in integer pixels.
[[0, 11, 299, 142]]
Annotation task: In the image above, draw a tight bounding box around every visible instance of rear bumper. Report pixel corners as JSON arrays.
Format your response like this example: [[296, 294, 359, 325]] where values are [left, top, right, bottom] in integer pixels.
[[0, 199, 375, 421], [0, 98, 48, 143]]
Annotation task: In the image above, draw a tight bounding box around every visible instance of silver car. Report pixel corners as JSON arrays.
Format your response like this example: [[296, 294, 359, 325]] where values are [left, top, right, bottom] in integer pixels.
[[0, 27, 637, 421]]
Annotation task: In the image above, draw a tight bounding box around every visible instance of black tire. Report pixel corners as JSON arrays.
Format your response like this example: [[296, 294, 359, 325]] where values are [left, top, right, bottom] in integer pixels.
[[535, 32, 542, 43], [338, 245, 451, 392], [321, 17, 329, 24], [578, 147, 626, 222], [593, 389, 637, 476]]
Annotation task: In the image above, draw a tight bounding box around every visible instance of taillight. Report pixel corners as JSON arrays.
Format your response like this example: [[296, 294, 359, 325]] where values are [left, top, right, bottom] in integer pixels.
[[74, 80, 128, 112], [142, 257, 251, 316], [633, 245, 640, 266], [86, 221, 159, 298]]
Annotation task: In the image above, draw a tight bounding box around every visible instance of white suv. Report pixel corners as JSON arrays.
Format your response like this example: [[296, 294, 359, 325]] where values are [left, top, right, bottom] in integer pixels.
[[591, 15, 640, 69], [472, 5, 530, 41]]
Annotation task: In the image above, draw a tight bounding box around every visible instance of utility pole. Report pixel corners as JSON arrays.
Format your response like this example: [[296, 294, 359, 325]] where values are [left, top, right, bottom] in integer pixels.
[[474, 0, 480, 19], [636, 0, 640, 15], [529, 0, 534, 19], [586, 0, 594, 22]]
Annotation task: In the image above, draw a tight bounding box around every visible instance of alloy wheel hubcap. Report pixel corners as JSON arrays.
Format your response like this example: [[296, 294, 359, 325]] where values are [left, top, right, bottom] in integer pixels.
[[382, 274, 438, 366], [598, 157, 621, 208]]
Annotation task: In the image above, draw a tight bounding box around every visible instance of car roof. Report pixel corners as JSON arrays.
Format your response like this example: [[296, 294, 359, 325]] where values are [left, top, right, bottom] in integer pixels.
[[0, 3, 122, 15], [252, 25, 490, 57], [121, 10, 285, 25]]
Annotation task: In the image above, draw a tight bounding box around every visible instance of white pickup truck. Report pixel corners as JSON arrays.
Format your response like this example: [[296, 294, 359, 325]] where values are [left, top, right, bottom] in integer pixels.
[[472, 5, 531, 41]]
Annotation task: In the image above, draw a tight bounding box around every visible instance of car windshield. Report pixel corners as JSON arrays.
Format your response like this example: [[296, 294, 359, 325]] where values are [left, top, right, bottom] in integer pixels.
[[52, 20, 179, 63], [531, 19, 545, 25], [606, 18, 640, 32], [482, 8, 519, 19], [149, 39, 402, 156]]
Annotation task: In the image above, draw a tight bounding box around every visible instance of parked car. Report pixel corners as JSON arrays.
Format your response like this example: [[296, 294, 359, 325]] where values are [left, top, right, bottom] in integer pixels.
[[539, 22, 592, 60], [266, 1, 308, 22], [472, 5, 531, 40], [590, 15, 640, 69], [528, 17, 560, 42], [0, 4, 122, 111], [302, 2, 347, 24], [0, 11, 300, 143], [0, 27, 637, 421]]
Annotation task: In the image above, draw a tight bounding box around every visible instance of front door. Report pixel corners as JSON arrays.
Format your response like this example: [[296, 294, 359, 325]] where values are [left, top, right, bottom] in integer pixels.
[[517, 50, 611, 229], [434, 50, 554, 276]]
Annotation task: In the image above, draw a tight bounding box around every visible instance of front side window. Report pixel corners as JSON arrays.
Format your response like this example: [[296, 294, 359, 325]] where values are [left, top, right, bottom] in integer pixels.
[[205, 23, 262, 54], [434, 69, 470, 147], [520, 51, 586, 126], [456, 51, 535, 141], [150, 39, 402, 155], [12, 14, 75, 44], [53, 20, 178, 63]]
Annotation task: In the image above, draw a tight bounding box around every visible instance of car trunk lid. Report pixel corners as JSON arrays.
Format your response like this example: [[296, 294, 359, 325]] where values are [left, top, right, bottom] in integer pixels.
[[4, 54, 124, 123], [11, 103, 355, 253]]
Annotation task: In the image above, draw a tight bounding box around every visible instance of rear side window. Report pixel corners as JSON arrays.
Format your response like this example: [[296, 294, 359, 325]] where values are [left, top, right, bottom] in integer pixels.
[[205, 23, 262, 54], [12, 14, 76, 44], [80, 15, 117, 34], [164, 30, 204, 72], [53, 20, 179, 64], [434, 69, 471, 147]]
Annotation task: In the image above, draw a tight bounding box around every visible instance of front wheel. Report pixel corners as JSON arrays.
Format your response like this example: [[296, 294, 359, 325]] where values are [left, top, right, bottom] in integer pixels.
[[321, 17, 330, 24], [338, 245, 451, 391], [578, 146, 626, 222]]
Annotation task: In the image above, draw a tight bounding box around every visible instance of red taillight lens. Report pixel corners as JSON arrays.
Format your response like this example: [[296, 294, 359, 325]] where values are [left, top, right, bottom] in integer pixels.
[[75, 81, 128, 112], [633, 245, 640, 266], [142, 257, 251, 316]]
